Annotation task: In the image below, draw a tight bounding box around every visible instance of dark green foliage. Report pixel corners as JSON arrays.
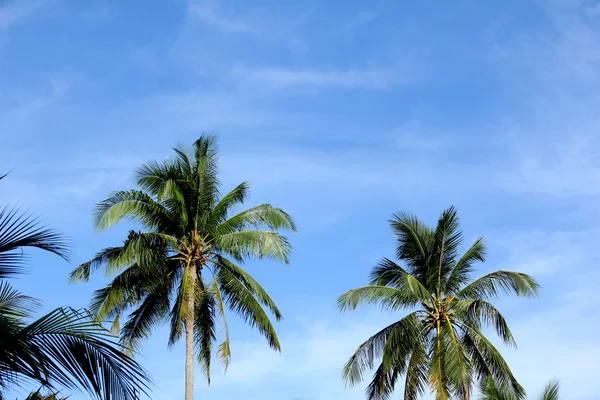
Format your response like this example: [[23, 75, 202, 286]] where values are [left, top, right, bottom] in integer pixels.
[[0, 173, 150, 400]]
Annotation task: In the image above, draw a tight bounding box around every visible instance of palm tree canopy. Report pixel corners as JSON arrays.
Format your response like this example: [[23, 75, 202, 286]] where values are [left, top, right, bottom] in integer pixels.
[[0, 173, 150, 400], [338, 206, 539, 400], [70, 135, 296, 382]]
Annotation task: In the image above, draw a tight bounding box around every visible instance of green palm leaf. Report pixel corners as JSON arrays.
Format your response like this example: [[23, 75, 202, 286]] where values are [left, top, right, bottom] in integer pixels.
[[217, 267, 280, 350], [216, 230, 292, 264], [458, 271, 539, 300], [343, 312, 421, 387], [538, 380, 559, 400], [0, 207, 69, 277]]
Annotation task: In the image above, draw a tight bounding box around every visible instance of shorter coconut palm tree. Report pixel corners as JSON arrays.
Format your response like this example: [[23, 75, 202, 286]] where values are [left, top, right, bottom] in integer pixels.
[[480, 378, 560, 400], [338, 206, 539, 400]]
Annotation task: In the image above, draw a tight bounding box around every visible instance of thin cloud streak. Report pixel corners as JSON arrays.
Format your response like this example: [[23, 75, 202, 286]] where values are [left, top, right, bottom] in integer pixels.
[[231, 65, 414, 89], [188, 0, 253, 33], [0, 0, 46, 29]]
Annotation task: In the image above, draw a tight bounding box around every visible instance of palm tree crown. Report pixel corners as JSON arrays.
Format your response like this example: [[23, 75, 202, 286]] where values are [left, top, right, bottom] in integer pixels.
[[338, 207, 539, 400], [70, 135, 296, 399]]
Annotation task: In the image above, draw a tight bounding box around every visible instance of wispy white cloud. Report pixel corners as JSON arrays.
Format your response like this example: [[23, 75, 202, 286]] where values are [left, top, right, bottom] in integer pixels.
[[188, 0, 253, 33], [0, 152, 145, 215], [0, 0, 46, 29], [231, 65, 412, 89], [393, 120, 449, 151], [0, 74, 75, 136], [492, 227, 600, 276], [497, 135, 600, 196], [191, 312, 397, 400], [498, 297, 600, 399], [479, 1, 600, 198], [82, 6, 111, 22], [335, 11, 377, 34]]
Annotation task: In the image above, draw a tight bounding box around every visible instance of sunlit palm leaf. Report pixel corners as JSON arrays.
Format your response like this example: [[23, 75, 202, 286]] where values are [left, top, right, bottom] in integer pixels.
[[212, 256, 282, 320], [343, 312, 420, 387], [445, 237, 486, 295], [458, 271, 539, 300], [194, 283, 216, 382], [217, 268, 280, 350], [216, 231, 292, 264], [539, 380, 559, 400]]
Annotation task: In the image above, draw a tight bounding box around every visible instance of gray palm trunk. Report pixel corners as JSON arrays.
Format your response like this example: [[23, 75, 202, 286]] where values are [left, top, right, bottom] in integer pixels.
[[185, 263, 197, 400]]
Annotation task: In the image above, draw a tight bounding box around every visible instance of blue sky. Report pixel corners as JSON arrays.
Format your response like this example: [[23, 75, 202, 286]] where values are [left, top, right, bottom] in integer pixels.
[[1, 0, 600, 399]]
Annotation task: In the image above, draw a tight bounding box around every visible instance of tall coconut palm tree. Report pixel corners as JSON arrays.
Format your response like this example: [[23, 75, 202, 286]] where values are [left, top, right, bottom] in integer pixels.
[[480, 378, 560, 400], [70, 135, 296, 400], [338, 207, 539, 400], [0, 173, 149, 399]]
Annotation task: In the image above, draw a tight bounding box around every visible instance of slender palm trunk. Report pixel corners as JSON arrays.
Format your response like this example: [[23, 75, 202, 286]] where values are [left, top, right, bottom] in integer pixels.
[[184, 262, 197, 400]]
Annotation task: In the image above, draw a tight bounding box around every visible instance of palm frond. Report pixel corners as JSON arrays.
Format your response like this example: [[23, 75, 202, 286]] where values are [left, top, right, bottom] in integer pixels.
[[367, 258, 434, 304], [538, 380, 559, 400], [454, 299, 515, 347], [428, 327, 455, 400], [90, 265, 146, 322], [342, 312, 420, 387], [135, 160, 182, 201], [389, 212, 431, 268], [459, 323, 525, 400], [218, 267, 280, 350], [69, 245, 126, 283], [168, 260, 196, 346], [457, 271, 539, 300], [216, 204, 297, 235], [209, 277, 231, 371], [0, 207, 69, 277], [365, 361, 402, 400], [208, 182, 250, 227], [93, 190, 175, 232], [216, 231, 292, 264], [194, 283, 216, 383], [16, 307, 151, 400], [478, 376, 516, 400], [193, 134, 220, 226], [172, 145, 193, 178], [120, 280, 171, 352], [212, 256, 282, 320], [403, 340, 428, 400], [444, 237, 486, 295], [0, 281, 39, 319], [430, 206, 462, 296], [338, 286, 412, 312]]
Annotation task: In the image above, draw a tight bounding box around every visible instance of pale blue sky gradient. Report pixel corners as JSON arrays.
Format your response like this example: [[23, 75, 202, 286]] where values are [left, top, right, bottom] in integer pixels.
[[1, 0, 600, 399]]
